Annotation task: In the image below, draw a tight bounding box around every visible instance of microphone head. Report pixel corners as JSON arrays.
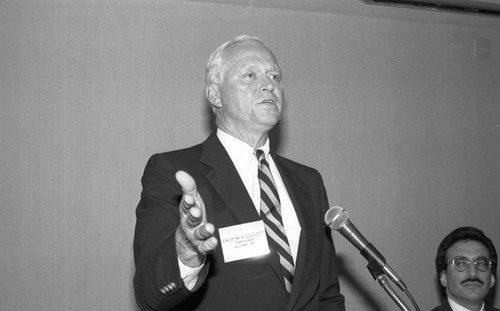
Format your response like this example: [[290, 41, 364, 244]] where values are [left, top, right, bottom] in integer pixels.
[[324, 206, 349, 230]]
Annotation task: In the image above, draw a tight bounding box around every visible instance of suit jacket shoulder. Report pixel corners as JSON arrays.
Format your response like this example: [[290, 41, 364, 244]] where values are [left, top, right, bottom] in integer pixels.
[[272, 153, 322, 176]]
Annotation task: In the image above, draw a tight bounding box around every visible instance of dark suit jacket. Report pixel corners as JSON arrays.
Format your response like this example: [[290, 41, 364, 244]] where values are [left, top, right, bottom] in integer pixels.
[[431, 299, 500, 311], [133, 134, 345, 311]]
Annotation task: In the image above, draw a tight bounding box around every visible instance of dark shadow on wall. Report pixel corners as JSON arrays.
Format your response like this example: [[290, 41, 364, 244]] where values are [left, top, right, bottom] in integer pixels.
[[431, 276, 446, 308], [336, 253, 385, 311]]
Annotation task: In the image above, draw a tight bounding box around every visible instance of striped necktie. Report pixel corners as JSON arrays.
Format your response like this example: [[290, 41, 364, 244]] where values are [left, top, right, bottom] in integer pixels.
[[255, 149, 295, 294]]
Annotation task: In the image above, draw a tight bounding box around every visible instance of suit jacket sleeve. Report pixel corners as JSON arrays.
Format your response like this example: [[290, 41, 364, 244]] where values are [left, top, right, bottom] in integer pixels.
[[314, 170, 345, 310], [133, 153, 206, 311]]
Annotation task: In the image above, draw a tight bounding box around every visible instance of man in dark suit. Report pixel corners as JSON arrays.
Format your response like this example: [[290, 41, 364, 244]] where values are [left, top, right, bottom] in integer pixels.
[[432, 226, 498, 311], [133, 35, 345, 311]]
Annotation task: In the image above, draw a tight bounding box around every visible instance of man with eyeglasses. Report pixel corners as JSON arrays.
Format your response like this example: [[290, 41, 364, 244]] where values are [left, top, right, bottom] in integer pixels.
[[432, 226, 499, 311]]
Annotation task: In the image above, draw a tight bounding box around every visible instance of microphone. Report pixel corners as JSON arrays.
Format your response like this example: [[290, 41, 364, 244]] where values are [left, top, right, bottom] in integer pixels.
[[325, 206, 408, 291]]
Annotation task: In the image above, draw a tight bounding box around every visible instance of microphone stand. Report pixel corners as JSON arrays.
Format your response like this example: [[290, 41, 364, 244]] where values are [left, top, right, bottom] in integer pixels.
[[366, 260, 420, 311]]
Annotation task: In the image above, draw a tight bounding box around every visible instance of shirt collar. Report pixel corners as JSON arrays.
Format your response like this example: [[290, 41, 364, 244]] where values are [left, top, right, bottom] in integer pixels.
[[216, 129, 271, 160], [448, 296, 485, 311]]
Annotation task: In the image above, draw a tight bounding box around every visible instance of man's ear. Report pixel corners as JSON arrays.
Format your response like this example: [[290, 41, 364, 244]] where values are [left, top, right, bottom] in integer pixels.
[[439, 271, 447, 288], [490, 275, 496, 288], [206, 84, 221, 107]]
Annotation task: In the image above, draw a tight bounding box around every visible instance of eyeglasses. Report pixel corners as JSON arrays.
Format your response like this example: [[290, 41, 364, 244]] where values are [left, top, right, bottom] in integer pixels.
[[447, 256, 492, 272]]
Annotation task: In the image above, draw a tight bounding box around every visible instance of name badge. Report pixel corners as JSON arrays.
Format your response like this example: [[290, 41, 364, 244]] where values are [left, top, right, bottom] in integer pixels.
[[218, 220, 269, 263]]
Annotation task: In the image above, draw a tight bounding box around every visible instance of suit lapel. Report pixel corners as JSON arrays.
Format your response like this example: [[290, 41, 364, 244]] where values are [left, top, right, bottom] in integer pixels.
[[273, 155, 317, 308], [200, 134, 259, 224]]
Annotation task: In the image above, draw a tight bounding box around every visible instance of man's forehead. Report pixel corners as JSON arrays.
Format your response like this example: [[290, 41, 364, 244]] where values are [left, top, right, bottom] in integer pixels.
[[221, 50, 281, 79], [447, 240, 490, 258], [231, 48, 276, 63]]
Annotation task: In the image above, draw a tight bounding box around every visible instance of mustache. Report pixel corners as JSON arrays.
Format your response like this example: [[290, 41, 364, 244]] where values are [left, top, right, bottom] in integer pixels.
[[461, 277, 484, 285]]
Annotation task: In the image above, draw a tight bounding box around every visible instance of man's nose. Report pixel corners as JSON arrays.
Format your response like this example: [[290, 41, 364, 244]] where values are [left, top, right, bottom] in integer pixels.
[[260, 77, 275, 92], [466, 263, 479, 276]]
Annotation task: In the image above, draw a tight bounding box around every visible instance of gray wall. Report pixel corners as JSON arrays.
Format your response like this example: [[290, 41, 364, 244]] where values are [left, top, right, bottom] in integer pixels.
[[1, 0, 499, 310]]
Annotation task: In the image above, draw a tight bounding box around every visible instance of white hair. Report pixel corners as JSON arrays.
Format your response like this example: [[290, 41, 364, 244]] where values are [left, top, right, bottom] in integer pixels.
[[205, 35, 279, 87]]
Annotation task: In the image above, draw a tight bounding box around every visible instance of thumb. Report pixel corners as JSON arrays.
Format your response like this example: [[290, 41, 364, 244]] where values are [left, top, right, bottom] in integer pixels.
[[175, 170, 196, 194]]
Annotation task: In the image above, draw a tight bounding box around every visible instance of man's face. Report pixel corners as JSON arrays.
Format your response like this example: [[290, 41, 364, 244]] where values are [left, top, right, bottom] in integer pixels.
[[440, 240, 496, 309], [210, 42, 284, 137]]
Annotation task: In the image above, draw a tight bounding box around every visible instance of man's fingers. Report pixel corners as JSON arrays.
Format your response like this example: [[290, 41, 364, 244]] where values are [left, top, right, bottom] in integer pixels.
[[176, 170, 207, 224], [186, 206, 202, 227], [197, 224, 218, 254], [194, 223, 215, 239], [179, 193, 194, 214], [176, 170, 200, 212], [199, 237, 218, 254]]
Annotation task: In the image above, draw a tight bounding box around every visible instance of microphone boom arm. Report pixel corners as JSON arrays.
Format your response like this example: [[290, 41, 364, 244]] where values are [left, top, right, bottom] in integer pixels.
[[338, 222, 408, 292], [367, 260, 415, 311], [325, 206, 421, 311]]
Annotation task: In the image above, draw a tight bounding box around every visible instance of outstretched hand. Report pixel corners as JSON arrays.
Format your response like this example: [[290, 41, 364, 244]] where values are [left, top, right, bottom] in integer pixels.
[[175, 171, 218, 267]]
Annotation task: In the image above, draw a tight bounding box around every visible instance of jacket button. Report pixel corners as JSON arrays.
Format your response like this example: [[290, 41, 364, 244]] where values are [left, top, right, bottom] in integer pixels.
[[159, 282, 176, 295]]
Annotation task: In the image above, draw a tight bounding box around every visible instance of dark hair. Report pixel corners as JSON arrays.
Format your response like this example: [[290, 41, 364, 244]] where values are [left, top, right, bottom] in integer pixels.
[[435, 226, 497, 294]]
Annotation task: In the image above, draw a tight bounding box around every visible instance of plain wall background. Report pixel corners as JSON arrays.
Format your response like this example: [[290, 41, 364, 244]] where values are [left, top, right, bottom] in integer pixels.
[[1, 0, 499, 310]]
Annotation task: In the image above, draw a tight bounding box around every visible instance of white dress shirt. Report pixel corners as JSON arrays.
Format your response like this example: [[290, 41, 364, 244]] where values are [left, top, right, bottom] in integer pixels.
[[448, 297, 485, 311], [179, 129, 302, 289]]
